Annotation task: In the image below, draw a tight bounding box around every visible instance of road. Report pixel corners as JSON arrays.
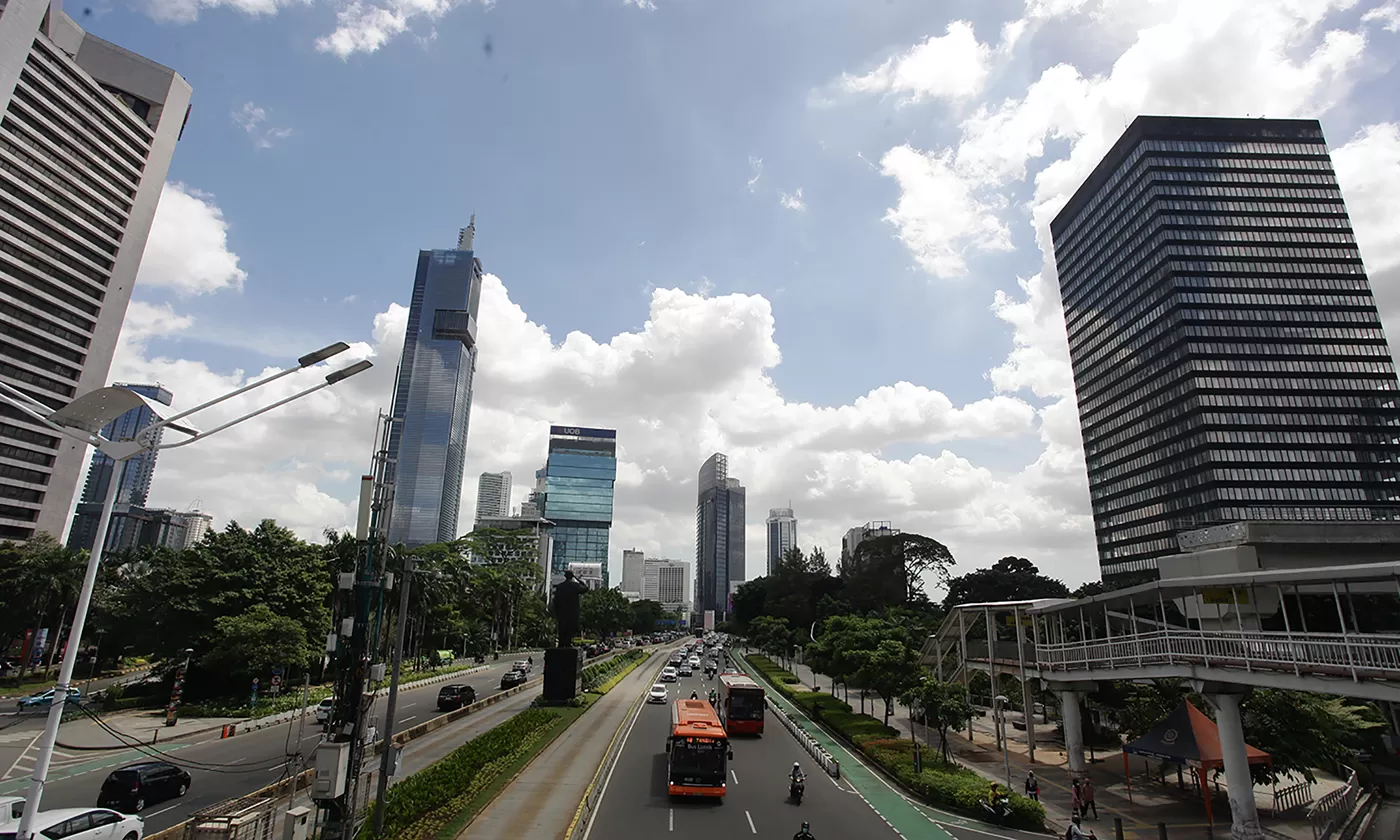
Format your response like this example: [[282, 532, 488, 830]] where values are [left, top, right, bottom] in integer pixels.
[[0, 655, 549, 834], [587, 662, 1051, 840]]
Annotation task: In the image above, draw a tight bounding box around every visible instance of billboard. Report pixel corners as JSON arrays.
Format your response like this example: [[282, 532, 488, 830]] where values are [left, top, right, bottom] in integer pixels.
[[549, 425, 617, 440], [703, 610, 716, 631]]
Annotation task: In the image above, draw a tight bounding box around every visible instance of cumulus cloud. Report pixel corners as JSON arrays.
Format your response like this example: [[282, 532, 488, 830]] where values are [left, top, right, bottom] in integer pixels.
[[1333, 122, 1400, 323], [1362, 0, 1400, 31], [779, 188, 805, 212], [840, 21, 994, 103], [879, 146, 1012, 279], [135, 183, 246, 296], [232, 102, 293, 149]]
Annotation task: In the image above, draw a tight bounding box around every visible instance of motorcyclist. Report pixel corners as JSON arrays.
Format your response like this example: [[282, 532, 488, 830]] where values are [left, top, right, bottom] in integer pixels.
[[986, 782, 1007, 810], [792, 821, 815, 840], [690, 690, 699, 700], [790, 762, 806, 784], [708, 688, 718, 705]]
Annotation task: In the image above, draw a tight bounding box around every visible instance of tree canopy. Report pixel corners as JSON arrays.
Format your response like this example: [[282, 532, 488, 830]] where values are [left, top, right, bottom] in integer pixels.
[[942, 556, 1070, 610]]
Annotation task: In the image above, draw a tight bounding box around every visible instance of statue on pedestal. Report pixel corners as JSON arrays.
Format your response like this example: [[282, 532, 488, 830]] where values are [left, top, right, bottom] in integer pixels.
[[551, 569, 590, 649]]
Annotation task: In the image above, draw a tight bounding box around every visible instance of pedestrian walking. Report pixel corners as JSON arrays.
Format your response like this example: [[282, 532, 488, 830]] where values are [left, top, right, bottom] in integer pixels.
[[1081, 777, 1099, 819], [1024, 770, 1040, 801], [1071, 778, 1083, 819]]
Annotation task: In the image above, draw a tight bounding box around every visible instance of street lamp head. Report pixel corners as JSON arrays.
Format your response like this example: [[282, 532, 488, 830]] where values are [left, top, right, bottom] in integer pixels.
[[46, 387, 197, 437], [994, 694, 1009, 704], [325, 360, 373, 385], [298, 342, 351, 368]]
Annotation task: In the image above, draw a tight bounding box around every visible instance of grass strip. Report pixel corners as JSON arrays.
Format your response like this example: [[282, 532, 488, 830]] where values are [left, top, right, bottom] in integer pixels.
[[589, 650, 650, 695]]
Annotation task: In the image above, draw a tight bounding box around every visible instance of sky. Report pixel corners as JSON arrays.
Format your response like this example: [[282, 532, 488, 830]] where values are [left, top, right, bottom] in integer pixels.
[[77, 0, 1400, 591]]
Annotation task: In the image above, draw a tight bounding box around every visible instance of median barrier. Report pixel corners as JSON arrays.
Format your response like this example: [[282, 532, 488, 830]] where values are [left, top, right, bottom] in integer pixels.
[[763, 695, 840, 779]]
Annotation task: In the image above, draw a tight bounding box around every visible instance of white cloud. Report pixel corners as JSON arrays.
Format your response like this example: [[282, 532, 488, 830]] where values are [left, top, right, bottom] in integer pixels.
[[623, 0, 657, 9], [746, 157, 763, 192], [779, 188, 805, 212], [1362, 0, 1400, 31], [135, 183, 246, 296], [143, 0, 307, 23], [232, 102, 293, 149], [879, 145, 1013, 278], [1333, 122, 1400, 323], [316, 0, 461, 58], [840, 21, 994, 103]]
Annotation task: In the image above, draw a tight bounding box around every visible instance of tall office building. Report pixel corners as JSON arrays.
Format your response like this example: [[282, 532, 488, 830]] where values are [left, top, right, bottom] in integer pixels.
[[66, 383, 170, 553], [539, 425, 617, 588], [474, 470, 512, 525], [0, 2, 192, 542], [1051, 115, 1400, 587], [643, 558, 688, 614], [385, 221, 484, 547], [621, 548, 645, 595], [695, 453, 745, 618], [178, 509, 212, 548], [765, 507, 797, 575]]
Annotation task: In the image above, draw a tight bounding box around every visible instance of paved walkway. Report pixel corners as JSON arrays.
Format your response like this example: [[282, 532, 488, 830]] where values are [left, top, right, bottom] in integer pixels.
[[459, 650, 666, 840], [776, 654, 1345, 840]]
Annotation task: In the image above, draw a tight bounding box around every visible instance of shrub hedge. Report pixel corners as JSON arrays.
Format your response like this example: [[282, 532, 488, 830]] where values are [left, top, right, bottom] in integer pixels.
[[742, 654, 1045, 832], [581, 650, 647, 692], [363, 707, 559, 839]]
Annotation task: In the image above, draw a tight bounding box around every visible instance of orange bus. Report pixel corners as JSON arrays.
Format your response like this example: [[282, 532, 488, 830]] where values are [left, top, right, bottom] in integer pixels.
[[665, 698, 733, 798], [717, 673, 765, 736]]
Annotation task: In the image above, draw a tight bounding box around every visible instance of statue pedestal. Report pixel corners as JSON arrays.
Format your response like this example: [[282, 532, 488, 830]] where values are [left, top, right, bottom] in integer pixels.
[[543, 647, 584, 705]]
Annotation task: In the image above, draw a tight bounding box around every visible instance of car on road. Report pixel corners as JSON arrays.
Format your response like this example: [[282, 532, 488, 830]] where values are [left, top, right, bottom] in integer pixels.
[[687, 656, 700, 668], [647, 684, 668, 704], [436, 684, 477, 711], [314, 698, 334, 724], [678, 664, 693, 677], [659, 666, 678, 682], [98, 761, 190, 813], [500, 670, 528, 690], [0, 807, 144, 840], [0, 796, 23, 822], [511, 660, 531, 674], [17, 687, 81, 710]]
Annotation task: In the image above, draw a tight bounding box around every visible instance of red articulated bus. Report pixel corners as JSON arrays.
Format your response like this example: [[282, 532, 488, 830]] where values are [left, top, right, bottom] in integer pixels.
[[717, 673, 765, 736], [666, 699, 732, 798]]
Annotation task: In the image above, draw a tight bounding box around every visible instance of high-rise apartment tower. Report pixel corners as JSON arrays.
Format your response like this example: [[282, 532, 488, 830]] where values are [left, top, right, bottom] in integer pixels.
[[1051, 116, 1400, 587], [474, 471, 512, 525], [0, 1, 192, 542], [765, 507, 797, 575], [65, 383, 170, 553], [696, 453, 745, 617]]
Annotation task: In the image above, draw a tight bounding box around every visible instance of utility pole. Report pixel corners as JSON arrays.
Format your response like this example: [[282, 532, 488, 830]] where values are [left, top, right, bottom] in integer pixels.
[[373, 554, 415, 834], [320, 411, 397, 840]]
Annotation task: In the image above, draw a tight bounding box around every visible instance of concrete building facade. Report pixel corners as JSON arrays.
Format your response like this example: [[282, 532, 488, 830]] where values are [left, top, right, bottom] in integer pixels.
[[474, 470, 511, 525], [0, 1, 192, 542]]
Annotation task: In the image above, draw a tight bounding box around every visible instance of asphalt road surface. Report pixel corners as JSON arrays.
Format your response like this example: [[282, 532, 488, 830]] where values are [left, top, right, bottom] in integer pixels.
[[0, 655, 548, 834], [586, 663, 1054, 840]]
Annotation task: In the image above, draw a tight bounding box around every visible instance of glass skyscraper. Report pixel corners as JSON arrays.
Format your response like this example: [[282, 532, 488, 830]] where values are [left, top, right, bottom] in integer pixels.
[[696, 453, 745, 617], [386, 223, 484, 547], [66, 383, 173, 554], [765, 507, 797, 576], [540, 425, 617, 587], [1051, 115, 1400, 587]]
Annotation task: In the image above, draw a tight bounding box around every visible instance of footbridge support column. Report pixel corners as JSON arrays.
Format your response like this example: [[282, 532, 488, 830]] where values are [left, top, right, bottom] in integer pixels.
[[1205, 689, 1263, 840], [1058, 688, 1087, 776]]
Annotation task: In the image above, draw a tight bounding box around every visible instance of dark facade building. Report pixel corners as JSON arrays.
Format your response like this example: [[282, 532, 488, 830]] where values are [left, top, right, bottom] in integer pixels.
[[385, 221, 484, 547], [66, 383, 172, 554], [696, 452, 745, 617], [1051, 115, 1400, 587], [540, 425, 616, 588]]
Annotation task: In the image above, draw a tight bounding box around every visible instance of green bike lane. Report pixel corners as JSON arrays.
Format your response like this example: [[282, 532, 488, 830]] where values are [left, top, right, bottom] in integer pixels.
[[734, 655, 1050, 840]]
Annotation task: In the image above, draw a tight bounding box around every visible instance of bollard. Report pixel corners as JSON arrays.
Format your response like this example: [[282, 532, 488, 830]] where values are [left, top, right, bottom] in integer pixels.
[[1158, 822, 1168, 840], [1114, 817, 1124, 840]]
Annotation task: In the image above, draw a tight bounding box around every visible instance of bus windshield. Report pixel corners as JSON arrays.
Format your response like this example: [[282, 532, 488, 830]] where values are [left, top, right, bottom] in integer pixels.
[[671, 737, 727, 782]]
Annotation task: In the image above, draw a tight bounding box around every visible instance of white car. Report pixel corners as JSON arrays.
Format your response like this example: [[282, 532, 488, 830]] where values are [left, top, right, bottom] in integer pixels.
[[660, 667, 678, 683], [512, 660, 531, 674], [687, 656, 700, 668], [0, 796, 23, 823], [314, 698, 334, 724], [1, 808, 143, 840], [647, 684, 668, 704]]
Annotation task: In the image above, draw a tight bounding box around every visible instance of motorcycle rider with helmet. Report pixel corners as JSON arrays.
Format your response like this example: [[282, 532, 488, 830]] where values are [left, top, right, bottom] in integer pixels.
[[793, 821, 815, 840]]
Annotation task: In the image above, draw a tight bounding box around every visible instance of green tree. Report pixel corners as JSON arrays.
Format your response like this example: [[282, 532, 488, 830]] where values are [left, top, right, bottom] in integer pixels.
[[630, 599, 668, 635], [580, 587, 632, 638], [844, 533, 954, 613], [900, 674, 975, 762], [942, 556, 1070, 610], [201, 604, 311, 682], [1243, 690, 1383, 783], [729, 578, 769, 631], [859, 639, 920, 726], [0, 533, 86, 682], [459, 529, 540, 566]]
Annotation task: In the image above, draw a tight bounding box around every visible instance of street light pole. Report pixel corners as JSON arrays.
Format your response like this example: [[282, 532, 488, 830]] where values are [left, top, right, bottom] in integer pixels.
[[2, 343, 371, 840], [994, 694, 1012, 791], [373, 554, 415, 835]]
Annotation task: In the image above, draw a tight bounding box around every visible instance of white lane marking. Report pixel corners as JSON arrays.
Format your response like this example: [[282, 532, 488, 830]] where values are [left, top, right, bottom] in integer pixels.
[[745, 810, 757, 834], [143, 804, 180, 819], [2, 732, 41, 781], [400, 715, 417, 724], [581, 651, 665, 840], [669, 808, 674, 832], [730, 769, 738, 784], [934, 821, 1023, 840]]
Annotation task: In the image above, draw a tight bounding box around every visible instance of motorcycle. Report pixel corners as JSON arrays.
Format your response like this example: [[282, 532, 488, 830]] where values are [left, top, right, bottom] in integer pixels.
[[980, 794, 1011, 822], [790, 778, 805, 804]]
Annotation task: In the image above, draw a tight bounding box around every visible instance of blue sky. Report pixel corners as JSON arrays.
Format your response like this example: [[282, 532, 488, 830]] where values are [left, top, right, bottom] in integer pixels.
[[95, 0, 1400, 588]]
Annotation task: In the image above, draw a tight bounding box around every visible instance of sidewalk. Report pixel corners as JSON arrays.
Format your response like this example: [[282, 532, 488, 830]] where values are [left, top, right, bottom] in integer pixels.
[[458, 651, 663, 840], [780, 655, 1335, 840], [57, 708, 242, 749]]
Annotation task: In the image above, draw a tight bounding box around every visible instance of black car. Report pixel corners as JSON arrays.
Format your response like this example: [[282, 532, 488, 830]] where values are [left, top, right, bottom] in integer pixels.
[[500, 669, 528, 690], [437, 684, 477, 711], [98, 761, 191, 813]]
